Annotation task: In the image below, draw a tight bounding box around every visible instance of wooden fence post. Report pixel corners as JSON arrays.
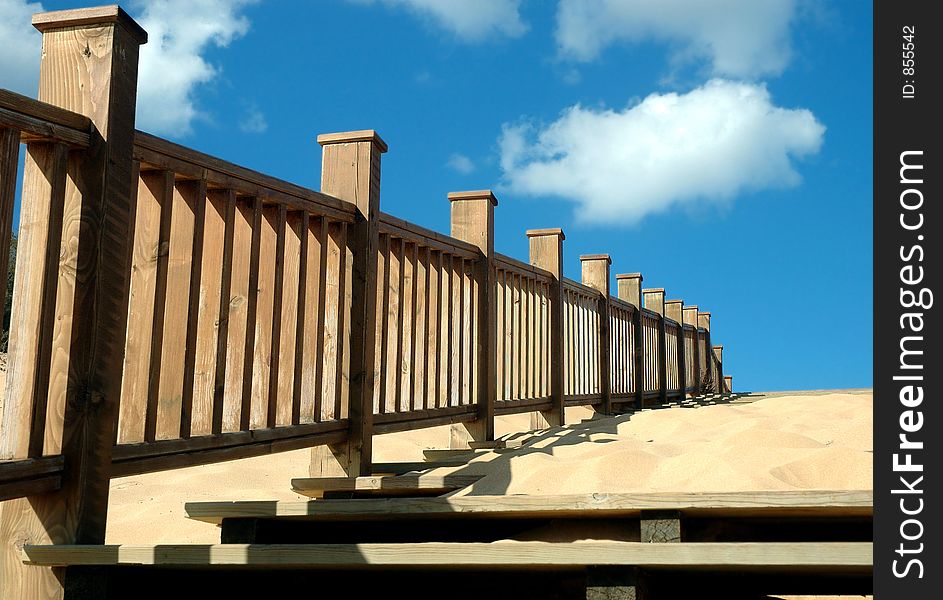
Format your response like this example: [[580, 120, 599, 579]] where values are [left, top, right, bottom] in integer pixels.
[[528, 229, 565, 428], [0, 7, 146, 598], [448, 191, 496, 447], [698, 311, 712, 393], [310, 130, 386, 477], [683, 305, 700, 398], [724, 375, 733, 393], [580, 255, 611, 414], [713, 345, 724, 394], [665, 299, 685, 401], [643, 288, 667, 405], [616, 273, 643, 409]]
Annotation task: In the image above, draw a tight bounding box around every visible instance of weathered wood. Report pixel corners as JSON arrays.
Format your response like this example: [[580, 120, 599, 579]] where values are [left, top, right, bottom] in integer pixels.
[[178, 179, 209, 438], [640, 510, 682, 543], [527, 229, 565, 428], [447, 191, 496, 447], [586, 566, 649, 600], [22, 541, 874, 570], [310, 131, 384, 477], [186, 490, 873, 524], [581, 255, 612, 414], [291, 474, 484, 498], [239, 197, 263, 430], [1, 8, 145, 599]]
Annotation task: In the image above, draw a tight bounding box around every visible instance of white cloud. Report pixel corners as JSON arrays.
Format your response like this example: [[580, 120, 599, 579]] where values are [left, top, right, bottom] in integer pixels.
[[351, 0, 527, 41], [239, 104, 267, 133], [447, 153, 475, 174], [556, 0, 797, 78], [499, 80, 825, 225], [133, 0, 255, 135], [0, 0, 44, 96]]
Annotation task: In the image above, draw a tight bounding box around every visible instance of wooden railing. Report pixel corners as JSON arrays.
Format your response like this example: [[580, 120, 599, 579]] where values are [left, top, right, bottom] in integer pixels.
[[0, 6, 730, 598]]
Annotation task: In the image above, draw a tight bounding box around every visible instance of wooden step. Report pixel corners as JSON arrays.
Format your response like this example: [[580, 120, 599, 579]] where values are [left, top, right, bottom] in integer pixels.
[[370, 460, 473, 475], [290, 474, 483, 498], [468, 438, 525, 450], [21, 541, 873, 571], [185, 490, 873, 525], [421, 449, 488, 461]]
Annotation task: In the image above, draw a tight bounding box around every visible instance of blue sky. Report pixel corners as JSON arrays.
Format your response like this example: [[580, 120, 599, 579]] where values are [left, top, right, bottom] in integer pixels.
[[1, 0, 873, 391]]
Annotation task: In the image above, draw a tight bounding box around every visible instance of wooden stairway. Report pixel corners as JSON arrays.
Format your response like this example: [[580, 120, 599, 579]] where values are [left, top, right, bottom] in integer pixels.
[[22, 489, 873, 599]]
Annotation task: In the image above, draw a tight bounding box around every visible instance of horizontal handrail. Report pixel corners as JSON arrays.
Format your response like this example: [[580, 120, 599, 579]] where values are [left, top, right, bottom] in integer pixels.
[[494, 253, 553, 282], [0, 89, 91, 147], [378, 212, 480, 258], [133, 131, 356, 222]]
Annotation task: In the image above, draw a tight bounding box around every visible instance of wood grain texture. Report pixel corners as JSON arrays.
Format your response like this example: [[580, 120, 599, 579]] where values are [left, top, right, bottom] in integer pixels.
[[220, 197, 254, 432], [154, 178, 198, 440], [1, 15, 144, 600], [23, 541, 873, 570], [290, 474, 483, 498], [189, 189, 228, 437], [117, 172, 165, 443], [185, 490, 874, 524]]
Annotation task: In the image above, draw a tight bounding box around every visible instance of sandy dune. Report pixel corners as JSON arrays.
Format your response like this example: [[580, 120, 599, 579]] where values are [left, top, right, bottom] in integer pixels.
[[104, 391, 872, 545]]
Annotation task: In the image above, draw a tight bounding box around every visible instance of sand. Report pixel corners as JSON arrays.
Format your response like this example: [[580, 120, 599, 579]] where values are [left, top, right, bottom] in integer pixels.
[[102, 391, 872, 545]]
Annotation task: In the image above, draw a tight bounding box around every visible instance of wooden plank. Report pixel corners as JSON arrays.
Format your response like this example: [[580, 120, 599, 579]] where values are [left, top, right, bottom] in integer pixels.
[[0, 476, 62, 503], [246, 206, 277, 429], [210, 190, 236, 434], [424, 248, 438, 410], [378, 212, 479, 259], [336, 222, 352, 420], [274, 209, 303, 427], [290, 474, 483, 498], [305, 217, 334, 422], [322, 222, 344, 417], [22, 541, 875, 570], [23, 143, 69, 459], [265, 206, 286, 427], [117, 172, 164, 443], [374, 233, 389, 414], [412, 245, 427, 410], [179, 179, 208, 438], [384, 237, 401, 414], [186, 491, 874, 524], [0, 106, 89, 149], [219, 196, 253, 432], [0, 128, 19, 347], [154, 178, 199, 440], [400, 241, 414, 412], [291, 213, 309, 424]]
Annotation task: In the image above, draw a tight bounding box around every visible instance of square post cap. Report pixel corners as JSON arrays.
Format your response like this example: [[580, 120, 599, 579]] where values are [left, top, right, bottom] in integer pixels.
[[579, 254, 611, 263], [616, 272, 643, 280], [448, 190, 498, 206], [317, 130, 388, 153], [33, 5, 148, 44], [526, 228, 565, 240]]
